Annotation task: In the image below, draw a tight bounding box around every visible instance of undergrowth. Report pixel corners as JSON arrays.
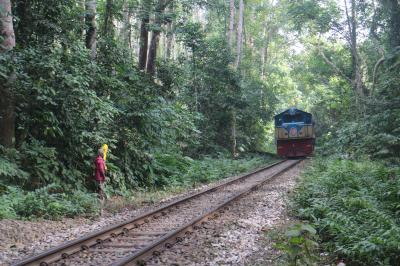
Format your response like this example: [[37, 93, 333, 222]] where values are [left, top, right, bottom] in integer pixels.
[[272, 223, 321, 266], [289, 158, 400, 265], [149, 152, 276, 189], [0, 153, 276, 220], [0, 184, 99, 220], [104, 153, 277, 212]]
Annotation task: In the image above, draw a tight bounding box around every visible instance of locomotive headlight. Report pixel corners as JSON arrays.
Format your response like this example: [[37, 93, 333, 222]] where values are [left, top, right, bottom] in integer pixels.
[[290, 127, 297, 137]]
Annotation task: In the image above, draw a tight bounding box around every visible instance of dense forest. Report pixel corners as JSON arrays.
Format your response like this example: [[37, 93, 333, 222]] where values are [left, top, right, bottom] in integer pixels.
[[0, 0, 285, 194], [0, 0, 399, 263]]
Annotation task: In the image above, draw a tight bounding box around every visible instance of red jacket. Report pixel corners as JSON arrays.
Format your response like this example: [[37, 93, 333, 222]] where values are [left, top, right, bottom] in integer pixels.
[[95, 155, 106, 183]]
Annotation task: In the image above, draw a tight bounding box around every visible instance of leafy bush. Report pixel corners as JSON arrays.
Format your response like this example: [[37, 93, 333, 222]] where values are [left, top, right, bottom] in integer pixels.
[[1, 0, 283, 221], [292, 158, 400, 265], [274, 223, 320, 266], [0, 155, 29, 188], [145, 152, 276, 189], [0, 184, 99, 220], [183, 155, 270, 184], [154, 152, 277, 188], [0, 187, 20, 219], [314, 51, 400, 164]]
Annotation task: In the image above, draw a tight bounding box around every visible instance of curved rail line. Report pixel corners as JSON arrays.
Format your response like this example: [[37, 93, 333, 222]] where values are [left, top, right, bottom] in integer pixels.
[[13, 159, 300, 266]]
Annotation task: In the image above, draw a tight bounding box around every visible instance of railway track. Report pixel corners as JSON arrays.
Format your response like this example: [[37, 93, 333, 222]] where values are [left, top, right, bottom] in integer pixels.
[[13, 159, 301, 266]]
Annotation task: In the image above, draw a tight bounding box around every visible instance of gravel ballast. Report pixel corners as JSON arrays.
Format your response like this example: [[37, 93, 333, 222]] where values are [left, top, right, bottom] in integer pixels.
[[147, 160, 306, 266], [55, 160, 296, 265], [0, 159, 303, 265], [0, 182, 228, 265]]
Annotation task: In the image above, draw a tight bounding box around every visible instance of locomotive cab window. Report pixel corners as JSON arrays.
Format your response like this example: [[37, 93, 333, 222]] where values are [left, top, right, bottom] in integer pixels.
[[283, 113, 303, 123]]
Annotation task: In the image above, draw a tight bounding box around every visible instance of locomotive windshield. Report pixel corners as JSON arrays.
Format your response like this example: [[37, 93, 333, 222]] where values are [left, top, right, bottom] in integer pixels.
[[282, 113, 303, 123]]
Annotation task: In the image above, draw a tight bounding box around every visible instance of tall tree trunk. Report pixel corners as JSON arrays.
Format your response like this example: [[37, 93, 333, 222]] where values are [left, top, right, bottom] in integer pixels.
[[344, 0, 364, 98], [260, 26, 271, 79], [146, 0, 171, 74], [0, 0, 16, 148], [85, 0, 97, 59], [165, 22, 173, 59], [103, 0, 114, 38], [228, 0, 235, 48], [121, 0, 132, 50], [14, 0, 30, 47], [146, 28, 161, 75], [231, 0, 244, 158], [260, 25, 270, 109], [235, 0, 244, 69], [386, 0, 400, 49], [0, 74, 15, 148], [231, 109, 237, 158], [0, 0, 14, 51], [165, 5, 174, 60], [192, 51, 198, 111], [138, 21, 149, 69], [78, 0, 86, 38], [138, 0, 152, 70], [351, 0, 364, 98]]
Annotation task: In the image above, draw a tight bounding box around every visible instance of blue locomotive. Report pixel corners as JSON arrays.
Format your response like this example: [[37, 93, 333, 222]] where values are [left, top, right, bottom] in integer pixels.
[[274, 108, 315, 157]]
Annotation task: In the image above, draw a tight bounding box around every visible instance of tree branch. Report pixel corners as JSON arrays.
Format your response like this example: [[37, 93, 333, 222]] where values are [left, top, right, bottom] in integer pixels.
[[372, 46, 400, 94], [315, 43, 352, 84], [371, 55, 385, 94]]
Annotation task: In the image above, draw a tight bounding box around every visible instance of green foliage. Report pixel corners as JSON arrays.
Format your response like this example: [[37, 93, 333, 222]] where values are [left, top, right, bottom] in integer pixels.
[[274, 223, 320, 266], [286, 0, 400, 163], [1, 0, 284, 212], [19, 140, 61, 186], [171, 25, 278, 153], [0, 184, 99, 220], [0, 187, 20, 219], [149, 152, 276, 188], [318, 51, 400, 161], [0, 153, 29, 187], [183, 154, 272, 184], [287, 0, 340, 33], [0, 39, 204, 194], [292, 158, 400, 265]]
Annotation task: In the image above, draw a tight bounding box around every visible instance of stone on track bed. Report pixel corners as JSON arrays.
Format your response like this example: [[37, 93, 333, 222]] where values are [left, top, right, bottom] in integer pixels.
[[146, 160, 307, 266], [0, 171, 252, 266], [52, 160, 295, 265]]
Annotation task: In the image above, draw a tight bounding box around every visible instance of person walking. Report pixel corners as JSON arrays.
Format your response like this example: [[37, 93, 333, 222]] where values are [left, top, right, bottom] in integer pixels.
[[94, 148, 106, 214]]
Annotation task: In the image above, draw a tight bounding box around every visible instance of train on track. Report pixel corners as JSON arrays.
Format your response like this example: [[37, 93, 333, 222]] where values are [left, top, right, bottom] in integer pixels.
[[274, 108, 315, 157]]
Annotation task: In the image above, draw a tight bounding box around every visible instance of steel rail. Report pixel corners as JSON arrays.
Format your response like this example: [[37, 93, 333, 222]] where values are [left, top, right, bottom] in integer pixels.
[[13, 159, 287, 266], [112, 159, 301, 266]]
